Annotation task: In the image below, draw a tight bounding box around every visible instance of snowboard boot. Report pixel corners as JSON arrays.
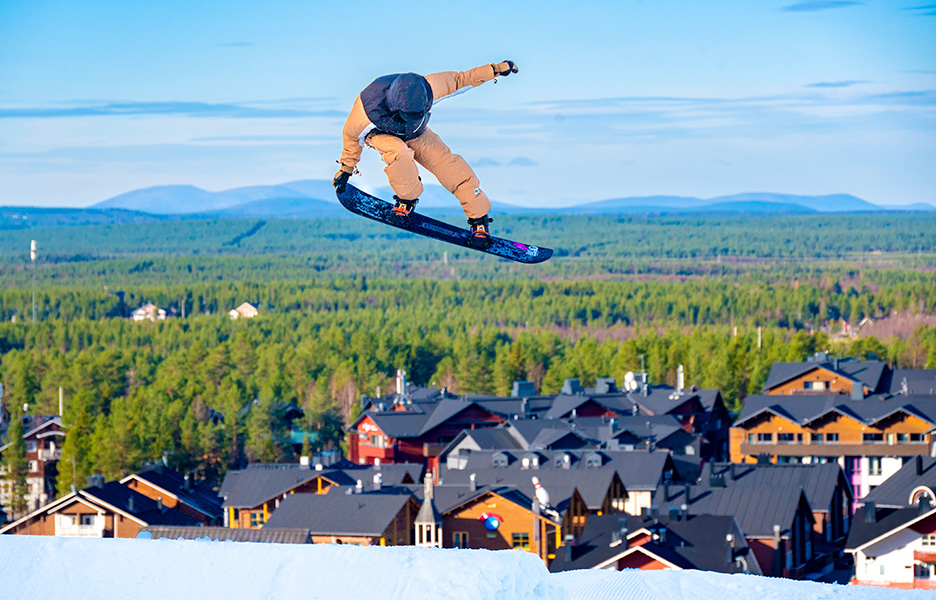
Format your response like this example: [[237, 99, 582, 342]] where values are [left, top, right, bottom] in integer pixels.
[[467, 215, 493, 250], [392, 195, 419, 217]]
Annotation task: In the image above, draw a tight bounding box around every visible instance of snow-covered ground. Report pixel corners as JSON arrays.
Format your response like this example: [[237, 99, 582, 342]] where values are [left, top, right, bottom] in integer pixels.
[[0, 535, 928, 600]]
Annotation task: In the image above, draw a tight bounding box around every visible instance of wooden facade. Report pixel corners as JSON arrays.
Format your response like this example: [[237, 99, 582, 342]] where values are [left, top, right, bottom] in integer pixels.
[[1, 493, 147, 539], [441, 490, 559, 563], [307, 497, 419, 546], [765, 366, 866, 396], [730, 411, 933, 464], [228, 476, 334, 529]]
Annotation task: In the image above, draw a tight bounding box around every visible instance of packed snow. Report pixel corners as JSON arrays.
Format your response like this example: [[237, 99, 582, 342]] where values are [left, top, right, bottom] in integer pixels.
[[0, 535, 929, 600]]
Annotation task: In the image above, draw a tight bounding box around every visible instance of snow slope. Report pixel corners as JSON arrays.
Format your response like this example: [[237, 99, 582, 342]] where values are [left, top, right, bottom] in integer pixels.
[[0, 535, 928, 600]]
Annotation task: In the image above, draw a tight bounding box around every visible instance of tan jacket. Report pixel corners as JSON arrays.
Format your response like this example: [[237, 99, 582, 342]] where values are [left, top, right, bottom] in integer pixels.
[[338, 64, 497, 173]]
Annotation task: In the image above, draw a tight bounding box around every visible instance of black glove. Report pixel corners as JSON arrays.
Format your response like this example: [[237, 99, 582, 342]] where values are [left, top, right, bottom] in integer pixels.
[[333, 169, 351, 193], [493, 60, 518, 77]]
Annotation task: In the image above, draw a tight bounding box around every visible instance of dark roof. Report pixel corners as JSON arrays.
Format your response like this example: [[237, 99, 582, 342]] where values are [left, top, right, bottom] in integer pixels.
[[846, 504, 936, 551], [219, 463, 423, 508], [262, 492, 411, 536], [81, 482, 201, 526], [763, 359, 889, 392], [140, 526, 311, 544], [125, 466, 223, 519], [700, 462, 851, 513], [736, 393, 936, 428], [885, 369, 936, 395], [859, 456, 936, 508], [441, 449, 674, 511], [548, 513, 750, 574], [654, 484, 812, 538]]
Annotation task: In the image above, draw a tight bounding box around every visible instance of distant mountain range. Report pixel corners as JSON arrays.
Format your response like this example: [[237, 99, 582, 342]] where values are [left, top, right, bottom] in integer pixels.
[[2, 180, 933, 229]]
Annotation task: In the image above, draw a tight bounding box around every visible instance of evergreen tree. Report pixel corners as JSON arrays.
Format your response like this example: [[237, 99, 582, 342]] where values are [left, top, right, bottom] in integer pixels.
[[2, 405, 29, 519]]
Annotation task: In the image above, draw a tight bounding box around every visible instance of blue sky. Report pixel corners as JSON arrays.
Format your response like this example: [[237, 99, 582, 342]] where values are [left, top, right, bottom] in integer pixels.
[[0, 0, 934, 208]]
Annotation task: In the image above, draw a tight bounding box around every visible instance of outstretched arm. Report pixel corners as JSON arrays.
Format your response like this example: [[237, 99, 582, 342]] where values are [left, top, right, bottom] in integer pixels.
[[338, 96, 372, 174], [426, 61, 518, 102]]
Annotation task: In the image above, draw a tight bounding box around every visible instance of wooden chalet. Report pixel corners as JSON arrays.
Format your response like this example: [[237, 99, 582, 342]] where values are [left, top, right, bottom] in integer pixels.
[[0, 415, 64, 516], [0, 478, 199, 538], [218, 462, 421, 529], [119, 464, 224, 525]]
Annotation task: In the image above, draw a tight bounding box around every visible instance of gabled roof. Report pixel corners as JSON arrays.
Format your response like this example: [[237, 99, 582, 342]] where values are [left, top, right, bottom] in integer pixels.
[[846, 505, 936, 552], [763, 359, 888, 392], [81, 481, 201, 526], [262, 492, 412, 536], [548, 513, 750, 574], [859, 456, 936, 508], [140, 526, 311, 544], [0, 415, 62, 452], [736, 393, 936, 429], [120, 466, 223, 519], [655, 484, 812, 538], [219, 463, 424, 508], [700, 462, 852, 513]]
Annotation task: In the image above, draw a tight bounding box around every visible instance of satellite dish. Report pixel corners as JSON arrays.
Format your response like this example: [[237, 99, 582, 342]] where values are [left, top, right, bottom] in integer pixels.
[[624, 372, 638, 392]]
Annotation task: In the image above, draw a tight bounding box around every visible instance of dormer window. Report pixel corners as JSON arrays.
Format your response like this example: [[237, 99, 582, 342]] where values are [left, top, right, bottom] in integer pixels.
[[492, 452, 509, 468], [585, 452, 604, 468]]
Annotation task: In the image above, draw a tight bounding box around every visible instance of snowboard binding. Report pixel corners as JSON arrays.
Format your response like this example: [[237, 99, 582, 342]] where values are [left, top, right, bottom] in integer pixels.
[[392, 196, 419, 217], [467, 215, 493, 250]]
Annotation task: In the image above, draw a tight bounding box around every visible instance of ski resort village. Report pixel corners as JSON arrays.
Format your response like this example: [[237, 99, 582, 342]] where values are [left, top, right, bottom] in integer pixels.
[[3, 354, 936, 596]]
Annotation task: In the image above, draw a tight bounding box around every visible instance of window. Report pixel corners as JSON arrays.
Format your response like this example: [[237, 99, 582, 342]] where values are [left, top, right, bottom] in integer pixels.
[[25, 441, 37, 453], [80, 514, 95, 526], [868, 457, 882, 477], [28, 461, 39, 473], [922, 535, 936, 547], [778, 433, 795, 443], [453, 532, 469, 549], [250, 512, 265, 528], [863, 433, 884, 444], [812, 433, 824, 444], [911, 433, 925, 443], [757, 433, 773, 443], [804, 381, 828, 390], [511, 533, 530, 550], [370, 435, 387, 448], [826, 433, 839, 444], [898, 433, 909, 443], [747, 433, 755, 444]]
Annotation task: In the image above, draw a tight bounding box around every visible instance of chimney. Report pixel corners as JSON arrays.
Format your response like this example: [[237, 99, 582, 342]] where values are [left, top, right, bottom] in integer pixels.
[[375, 458, 381, 471], [396, 369, 407, 397], [851, 384, 864, 401], [726, 533, 734, 565], [87, 474, 104, 489], [916, 455, 924, 476], [355, 479, 363, 495], [677, 365, 684, 394], [669, 507, 679, 521], [184, 473, 191, 492], [373, 473, 382, 491], [564, 534, 574, 563], [512, 381, 536, 398], [157, 497, 164, 513], [772, 524, 783, 576], [864, 501, 877, 524], [684, 484, 692, 505], [300, 455, 310, 468], [680, 503, 688, 521], [469, 473, 477, 492], [729, 463, 736, 481], [315, 463, 324, 472]]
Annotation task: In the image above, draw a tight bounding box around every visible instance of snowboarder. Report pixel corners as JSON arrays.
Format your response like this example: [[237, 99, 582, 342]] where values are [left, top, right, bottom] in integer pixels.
[[332, 61, 519, 249]]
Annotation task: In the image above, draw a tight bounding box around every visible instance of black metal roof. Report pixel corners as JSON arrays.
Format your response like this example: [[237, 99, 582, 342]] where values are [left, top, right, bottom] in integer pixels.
[[219, 463, 423, 508], [846, 504, 936, 551], [125, 466, 224, 519], [81, 481, 201, 526], [548, 513, 750, 574], [262, 491, 412, 536], [699, 462, 851, 513], [736, 393, 936, 428], [860, 456, 936, 508], [654, 483, 812, 538]]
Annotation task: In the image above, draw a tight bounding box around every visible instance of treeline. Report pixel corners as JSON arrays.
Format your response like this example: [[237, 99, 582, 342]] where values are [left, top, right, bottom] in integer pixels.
[[2, 212, 935, 265], [1, 274, 935, 332], [2, 299, 935, 497]]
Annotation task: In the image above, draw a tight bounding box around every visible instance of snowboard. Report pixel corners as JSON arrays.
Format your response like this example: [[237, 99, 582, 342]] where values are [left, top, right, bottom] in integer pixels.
[[336, 184, 552, 264]]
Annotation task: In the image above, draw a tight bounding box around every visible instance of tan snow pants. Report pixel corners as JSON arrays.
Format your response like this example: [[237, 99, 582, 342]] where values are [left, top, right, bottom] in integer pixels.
[[365, 128, 492, 219]]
